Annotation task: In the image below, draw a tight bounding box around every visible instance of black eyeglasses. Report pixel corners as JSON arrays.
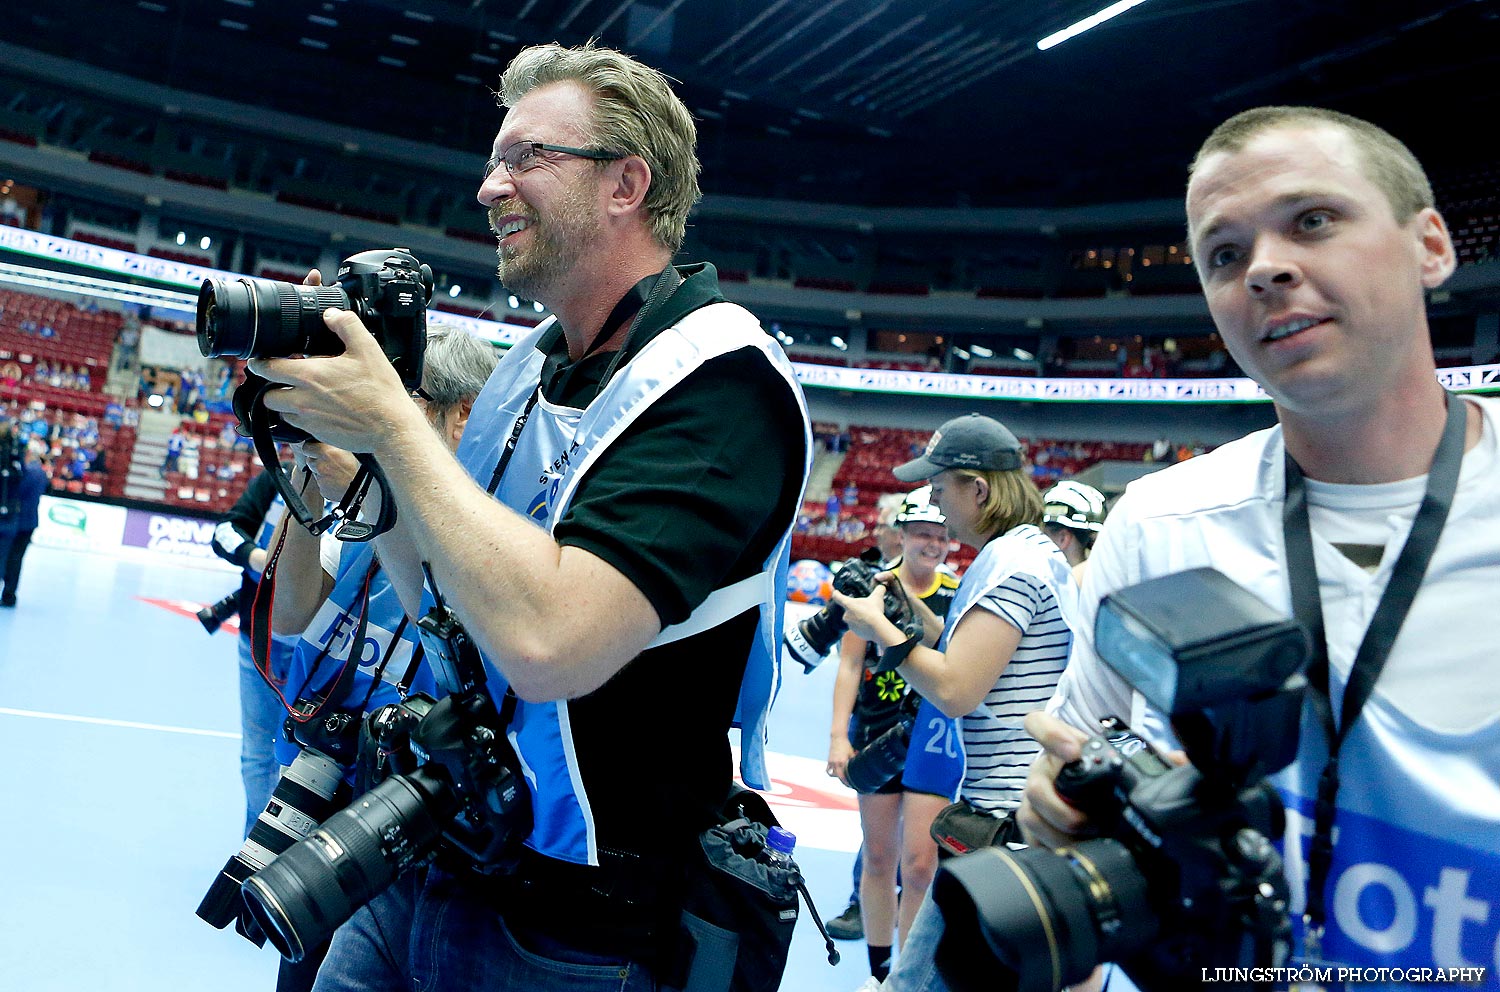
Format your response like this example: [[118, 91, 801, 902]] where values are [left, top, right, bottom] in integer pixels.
[[485, 142, 625, 178], [410, 386, 435, 403]]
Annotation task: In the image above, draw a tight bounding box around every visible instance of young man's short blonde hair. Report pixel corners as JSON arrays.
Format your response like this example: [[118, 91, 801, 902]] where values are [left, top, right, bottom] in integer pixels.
[[954, 467, 1044, 540], [499, 41, 701, 253], [1189, 106, 1433, 224]]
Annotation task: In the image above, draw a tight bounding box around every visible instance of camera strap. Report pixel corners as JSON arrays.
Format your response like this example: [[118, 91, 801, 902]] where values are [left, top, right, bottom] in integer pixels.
[[484, 265, 682, 497], [1282, 392, 1466, 952]]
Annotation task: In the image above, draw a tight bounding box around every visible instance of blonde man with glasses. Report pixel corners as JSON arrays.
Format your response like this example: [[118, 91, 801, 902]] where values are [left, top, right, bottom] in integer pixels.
[[254, 42, 810, 992]]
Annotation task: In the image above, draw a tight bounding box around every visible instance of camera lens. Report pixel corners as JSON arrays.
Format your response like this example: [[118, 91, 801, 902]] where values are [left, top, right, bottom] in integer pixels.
[[197, 276, 351, 360], [783, 603, 848, 672], [196, 748, 351, 931], [241, 764, 457, 962], [931, 839, 1158, 992], [843, 718, 913, 794]]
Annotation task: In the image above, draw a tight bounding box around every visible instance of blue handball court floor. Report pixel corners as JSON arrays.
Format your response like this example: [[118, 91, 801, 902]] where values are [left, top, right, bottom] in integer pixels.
[[0, 529, 869, 991]]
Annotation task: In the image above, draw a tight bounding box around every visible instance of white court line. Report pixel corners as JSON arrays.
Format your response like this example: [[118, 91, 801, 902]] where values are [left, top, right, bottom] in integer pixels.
[[0, 706, 241, 739]]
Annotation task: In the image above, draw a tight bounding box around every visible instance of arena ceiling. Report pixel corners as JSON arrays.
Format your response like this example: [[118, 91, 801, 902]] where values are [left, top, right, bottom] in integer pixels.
[[7, 0, 1499, 208]]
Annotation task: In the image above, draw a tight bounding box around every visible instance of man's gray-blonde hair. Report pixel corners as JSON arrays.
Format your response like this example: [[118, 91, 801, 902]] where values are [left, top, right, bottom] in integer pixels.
[[500, 41, 701, 253]]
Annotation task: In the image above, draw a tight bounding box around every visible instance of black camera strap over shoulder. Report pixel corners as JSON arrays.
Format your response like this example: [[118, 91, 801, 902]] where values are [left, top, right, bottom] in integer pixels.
[[1282, 392, 1467, 953], [484, 265, 682, 496]]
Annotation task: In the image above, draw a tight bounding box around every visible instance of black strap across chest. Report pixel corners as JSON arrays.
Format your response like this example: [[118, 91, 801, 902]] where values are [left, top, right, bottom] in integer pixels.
[[1282, 392, 1467, 943]]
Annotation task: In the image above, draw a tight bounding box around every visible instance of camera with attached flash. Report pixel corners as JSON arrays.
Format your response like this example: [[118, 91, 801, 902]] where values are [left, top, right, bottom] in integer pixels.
[[784, 557, 919, 672], [237, 589, 531, 964], [932, 567, 1311, 992]]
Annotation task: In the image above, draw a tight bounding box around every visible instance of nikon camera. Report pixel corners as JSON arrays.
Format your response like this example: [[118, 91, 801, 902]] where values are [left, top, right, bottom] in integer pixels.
[[197, 248, 432, 444]]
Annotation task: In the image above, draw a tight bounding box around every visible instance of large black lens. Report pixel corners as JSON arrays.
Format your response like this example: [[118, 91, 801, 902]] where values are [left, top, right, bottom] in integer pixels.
[[197, 276, 350, 360], [932, 839, 1158, 992], [843, 718, 912, 794], [241, 765, 457, 962], [783, 604, 848, 672], [197, 748, 351, 930]]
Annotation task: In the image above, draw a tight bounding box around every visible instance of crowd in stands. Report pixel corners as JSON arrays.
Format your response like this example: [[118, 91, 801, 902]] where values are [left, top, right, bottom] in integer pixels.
[[792, 422, 1213, 570], [0, 400, 128, 497]]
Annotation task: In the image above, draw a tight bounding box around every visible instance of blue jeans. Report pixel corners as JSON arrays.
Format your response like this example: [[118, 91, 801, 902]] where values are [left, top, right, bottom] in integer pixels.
[[884, 887, 950, 992], [238, 630, 294, 837], [312, 869, 659, 992]]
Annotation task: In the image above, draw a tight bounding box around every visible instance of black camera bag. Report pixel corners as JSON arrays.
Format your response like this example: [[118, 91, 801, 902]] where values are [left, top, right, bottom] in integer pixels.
[[662, 785, 838, 992]]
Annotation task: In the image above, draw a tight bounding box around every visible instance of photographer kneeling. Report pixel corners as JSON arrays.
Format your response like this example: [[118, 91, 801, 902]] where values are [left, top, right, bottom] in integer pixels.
[[252, 322, 498, 992], [833, 414, 1083, 992]]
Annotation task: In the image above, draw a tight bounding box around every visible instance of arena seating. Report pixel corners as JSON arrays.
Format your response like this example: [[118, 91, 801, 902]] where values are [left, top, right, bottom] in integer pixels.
[[792, 425, 1166, 571]]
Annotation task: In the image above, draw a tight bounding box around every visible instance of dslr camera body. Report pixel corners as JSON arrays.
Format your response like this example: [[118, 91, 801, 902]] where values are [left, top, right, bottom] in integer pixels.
[[236, 593, 531, 963], [197, 247, 432, 444], [196, 248, 434, 540], [933, 568, 1311, 992], [784, 557, 921, 672]]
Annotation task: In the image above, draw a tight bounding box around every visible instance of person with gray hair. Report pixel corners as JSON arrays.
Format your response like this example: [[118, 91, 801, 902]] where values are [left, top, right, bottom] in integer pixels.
[[260, 319, 500, 992], [251, 40, 810, 992]]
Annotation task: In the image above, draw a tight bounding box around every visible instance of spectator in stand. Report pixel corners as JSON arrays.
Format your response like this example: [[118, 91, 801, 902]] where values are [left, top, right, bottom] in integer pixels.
[[61, 447, 89, 482], [117, 319, 141, 371], [843, 479, 859, 507], [77, 366, 91, 391], [1, 361, 21, 388], [32, 360, 49, 385], [104, 401, 123, 428], [160, 427, 185, 477], [827, 489, 843, 527]]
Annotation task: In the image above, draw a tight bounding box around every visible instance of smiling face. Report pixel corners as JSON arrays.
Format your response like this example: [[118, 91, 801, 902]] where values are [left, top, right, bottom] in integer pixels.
[[1186, 122, 1455, 418], [899, 520, 950, 573], [477, 81, 610, 303]]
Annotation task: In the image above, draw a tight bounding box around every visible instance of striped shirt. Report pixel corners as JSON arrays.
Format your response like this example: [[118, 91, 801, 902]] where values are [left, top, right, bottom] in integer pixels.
[[953, 525, 1081, 813]]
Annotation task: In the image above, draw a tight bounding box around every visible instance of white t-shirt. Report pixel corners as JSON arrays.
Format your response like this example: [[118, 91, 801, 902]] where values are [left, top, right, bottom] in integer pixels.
[[1048, 394, 1500, 979]]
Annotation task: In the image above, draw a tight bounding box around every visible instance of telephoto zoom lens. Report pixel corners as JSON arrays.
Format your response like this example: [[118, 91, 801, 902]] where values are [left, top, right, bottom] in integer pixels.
[[843, 718, 913, 794], [196, 748, 352, 932], [931, 839, 1158, 992], [197, 276, 351, 360], [240, 764, 458, 962], [783, 603, 849, 672]]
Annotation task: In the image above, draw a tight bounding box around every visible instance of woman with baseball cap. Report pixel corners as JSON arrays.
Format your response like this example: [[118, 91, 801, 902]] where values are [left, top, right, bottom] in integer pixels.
[[832, 413, 1085, 992]]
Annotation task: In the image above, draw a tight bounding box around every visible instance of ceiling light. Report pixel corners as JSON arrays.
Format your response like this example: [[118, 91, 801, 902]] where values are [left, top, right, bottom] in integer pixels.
[[1012, 348, 1034, 361], [175, 231, 186, 245], [830, 336, 847, 351], [533, 301, 545, 313], [508, 295, 519, 309], [970, 345, 994, 358], [200, 236, 212, 250], [448, 284, 462, 297], [1037, 0, 1152, 51]]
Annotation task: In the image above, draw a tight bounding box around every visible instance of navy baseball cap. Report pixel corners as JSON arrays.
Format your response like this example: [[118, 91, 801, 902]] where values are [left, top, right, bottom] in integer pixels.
[[893, 414, 1024, 482]]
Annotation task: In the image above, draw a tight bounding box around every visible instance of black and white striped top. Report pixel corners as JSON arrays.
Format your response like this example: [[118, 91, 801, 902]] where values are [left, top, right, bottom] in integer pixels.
[[948, 525, 1081, 813]]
